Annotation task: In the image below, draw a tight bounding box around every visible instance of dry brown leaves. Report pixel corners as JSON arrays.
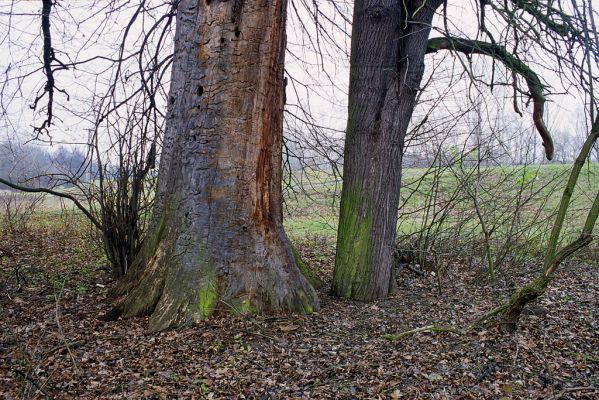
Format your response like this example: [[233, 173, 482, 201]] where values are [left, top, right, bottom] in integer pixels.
[[1, 230, 597, 399]]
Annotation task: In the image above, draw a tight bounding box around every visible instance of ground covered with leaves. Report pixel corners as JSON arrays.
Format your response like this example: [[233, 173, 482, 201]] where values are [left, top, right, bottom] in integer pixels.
[[1, 220, 598, 399]]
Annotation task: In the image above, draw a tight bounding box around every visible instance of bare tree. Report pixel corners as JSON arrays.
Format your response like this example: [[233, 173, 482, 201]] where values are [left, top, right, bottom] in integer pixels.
[[0, 1, 175, 277]]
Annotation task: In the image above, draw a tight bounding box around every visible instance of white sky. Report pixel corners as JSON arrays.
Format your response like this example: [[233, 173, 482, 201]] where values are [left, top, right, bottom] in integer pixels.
[[0, 0, 597, 156]]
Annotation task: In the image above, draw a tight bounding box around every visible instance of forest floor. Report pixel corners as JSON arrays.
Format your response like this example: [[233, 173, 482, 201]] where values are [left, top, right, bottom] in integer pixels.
[[0, 220, 598, 399]]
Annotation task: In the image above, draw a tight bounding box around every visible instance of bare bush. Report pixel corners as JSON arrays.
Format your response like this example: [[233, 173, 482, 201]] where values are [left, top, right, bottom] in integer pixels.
[[0, 191, 45, 234]]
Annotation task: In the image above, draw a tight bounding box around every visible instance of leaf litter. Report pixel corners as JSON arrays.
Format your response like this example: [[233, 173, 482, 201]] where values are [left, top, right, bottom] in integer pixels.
[[0, 227, 597, 399]]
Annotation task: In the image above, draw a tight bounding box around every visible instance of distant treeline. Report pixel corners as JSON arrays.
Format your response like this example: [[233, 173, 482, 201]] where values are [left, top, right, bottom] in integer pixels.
[[0, 141, 91, 190]]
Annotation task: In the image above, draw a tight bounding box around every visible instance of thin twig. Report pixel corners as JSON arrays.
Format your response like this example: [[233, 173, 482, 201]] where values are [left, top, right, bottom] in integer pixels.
[[383, 324, 462, 340], [549, 386, 598, 400], [54, 287, 79, 373], [11, 368, 52, 399]]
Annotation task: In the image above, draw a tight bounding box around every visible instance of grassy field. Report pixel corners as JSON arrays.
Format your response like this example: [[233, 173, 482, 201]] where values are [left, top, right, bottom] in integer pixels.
[[2, 162, 598, 265], [283, 163, 598, 237]]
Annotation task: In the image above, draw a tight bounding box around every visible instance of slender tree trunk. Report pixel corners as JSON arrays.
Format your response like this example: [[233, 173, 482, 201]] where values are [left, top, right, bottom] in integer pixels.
[[331, 0, 440, 300], [110, 0, 318, 331], [499, 115, 599, 332]]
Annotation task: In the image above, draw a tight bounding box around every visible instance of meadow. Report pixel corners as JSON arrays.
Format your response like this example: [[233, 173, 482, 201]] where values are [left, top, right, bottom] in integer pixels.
[[283, 163, 598, 269]]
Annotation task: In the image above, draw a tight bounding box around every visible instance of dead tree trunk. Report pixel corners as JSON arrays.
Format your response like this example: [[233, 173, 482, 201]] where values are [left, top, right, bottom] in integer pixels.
[[110, 0, 319, 331]]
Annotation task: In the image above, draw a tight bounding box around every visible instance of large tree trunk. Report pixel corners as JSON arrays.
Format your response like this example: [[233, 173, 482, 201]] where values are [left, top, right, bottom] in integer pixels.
[[331, 0, 441, 300], [110, 0, 318, 331]]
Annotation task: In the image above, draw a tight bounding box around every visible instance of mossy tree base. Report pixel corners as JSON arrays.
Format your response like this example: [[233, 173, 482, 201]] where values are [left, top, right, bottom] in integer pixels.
[[110, 217, 319, 332], [499, 275, 550, 333]]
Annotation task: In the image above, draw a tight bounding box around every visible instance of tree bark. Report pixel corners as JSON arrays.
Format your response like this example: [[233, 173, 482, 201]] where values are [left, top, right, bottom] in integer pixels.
[[110, 0, 319, 331], [331, 0, 441, 300]]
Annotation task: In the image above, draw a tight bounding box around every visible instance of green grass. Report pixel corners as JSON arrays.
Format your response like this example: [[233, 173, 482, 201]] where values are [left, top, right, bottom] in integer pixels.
[[284, 217, 337, 238], [281, 163, 599, 263], [2, 163, 597, 264]]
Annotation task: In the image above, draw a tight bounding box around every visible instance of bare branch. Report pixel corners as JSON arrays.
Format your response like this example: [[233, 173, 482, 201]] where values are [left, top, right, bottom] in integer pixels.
[[426, 36, 555, 160], [29, 0, 64, 136], [0, 176, 101, 229]]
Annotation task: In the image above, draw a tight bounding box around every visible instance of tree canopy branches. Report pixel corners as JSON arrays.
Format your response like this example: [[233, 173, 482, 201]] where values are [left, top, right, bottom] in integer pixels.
[[426, 36, 554, 160]]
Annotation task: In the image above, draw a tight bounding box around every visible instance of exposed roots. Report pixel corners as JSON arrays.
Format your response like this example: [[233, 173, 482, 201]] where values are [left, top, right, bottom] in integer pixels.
[[108, 226, 320, 332]]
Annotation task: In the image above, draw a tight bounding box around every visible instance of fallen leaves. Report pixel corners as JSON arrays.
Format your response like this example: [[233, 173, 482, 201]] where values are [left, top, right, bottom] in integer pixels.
[[0, 229, 598, 398], [278, 324, 300, 332]]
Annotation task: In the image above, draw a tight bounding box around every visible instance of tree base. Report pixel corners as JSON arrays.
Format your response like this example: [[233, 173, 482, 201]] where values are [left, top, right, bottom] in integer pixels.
[[109, 214, 319, 331], [499, 275, 550, 333]]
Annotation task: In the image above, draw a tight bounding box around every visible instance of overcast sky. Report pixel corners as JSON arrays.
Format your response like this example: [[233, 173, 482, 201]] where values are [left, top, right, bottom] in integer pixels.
[[0, 0, 596, 156]]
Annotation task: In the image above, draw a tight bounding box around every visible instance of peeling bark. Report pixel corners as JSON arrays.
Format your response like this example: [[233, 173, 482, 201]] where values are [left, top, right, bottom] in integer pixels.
[[111, 0, 318, 331]]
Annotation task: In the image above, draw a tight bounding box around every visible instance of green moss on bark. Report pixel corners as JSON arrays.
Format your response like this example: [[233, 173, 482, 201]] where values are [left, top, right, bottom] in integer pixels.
[[228, 298, 258, 315], [290, 241, 324, 289], [332, 186, 373, 299], [196, 245, 217, 319], [500, 275, 550, 332], [295, 287, 315, 314]]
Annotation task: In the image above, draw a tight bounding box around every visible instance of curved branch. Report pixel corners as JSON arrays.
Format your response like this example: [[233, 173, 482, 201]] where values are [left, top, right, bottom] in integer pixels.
[[0, 177, 101, 229], [426, 36, 554, 160]]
